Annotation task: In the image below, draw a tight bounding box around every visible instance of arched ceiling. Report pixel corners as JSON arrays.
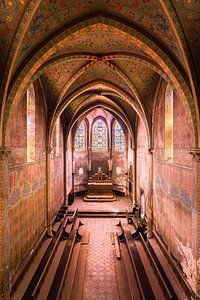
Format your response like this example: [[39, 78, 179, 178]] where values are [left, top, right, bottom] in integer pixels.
[[0, 0, 200, 146]]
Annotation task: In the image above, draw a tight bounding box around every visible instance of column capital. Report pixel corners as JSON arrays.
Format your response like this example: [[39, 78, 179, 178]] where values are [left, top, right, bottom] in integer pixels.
[[46, 146, 53, 154], [189, 148, 200, 161], [0, 147, 11, 159]]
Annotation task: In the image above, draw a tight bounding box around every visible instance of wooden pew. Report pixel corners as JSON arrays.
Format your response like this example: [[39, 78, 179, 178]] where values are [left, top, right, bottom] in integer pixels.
[[47, 220, 83, 300], [22, 215, 69, 300]]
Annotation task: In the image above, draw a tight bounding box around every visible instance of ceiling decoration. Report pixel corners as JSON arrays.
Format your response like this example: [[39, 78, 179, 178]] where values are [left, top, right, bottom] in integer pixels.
[[40, 60, 86, 105], [113, 60, 160, 109], [64, 61, 134, 99], [16, 0, 182, 65], [172, 0, 200, 81], [0, 0, 27, 71]]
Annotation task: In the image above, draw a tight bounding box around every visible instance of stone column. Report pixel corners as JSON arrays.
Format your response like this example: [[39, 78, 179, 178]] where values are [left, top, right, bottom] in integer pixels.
[[87, 146, 92, 178], [189, 149, 200, 298], [132, 147, 137, 210], [0, 147, 11, 300], [108, 147, 112, 179], [46, 147, 53, 237], [147, 148, 154, 238]]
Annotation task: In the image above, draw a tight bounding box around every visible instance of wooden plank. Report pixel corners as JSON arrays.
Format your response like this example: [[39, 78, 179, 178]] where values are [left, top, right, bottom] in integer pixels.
[[124, 230, 156, 300], [115, 251, 132, 300], [47, 231, 77, 300], [61, 242, 81, 300], [70, 244, 88, 300], [114, 232, 121, 259]]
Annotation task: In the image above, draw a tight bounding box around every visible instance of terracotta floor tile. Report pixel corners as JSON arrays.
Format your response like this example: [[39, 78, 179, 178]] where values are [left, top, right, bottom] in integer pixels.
[[82, 218, 121, 300]]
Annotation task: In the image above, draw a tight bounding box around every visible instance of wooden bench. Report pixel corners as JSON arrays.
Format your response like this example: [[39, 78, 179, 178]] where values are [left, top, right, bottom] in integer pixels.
[[47, 220, 83, 300], [22, 214, 69, 300]]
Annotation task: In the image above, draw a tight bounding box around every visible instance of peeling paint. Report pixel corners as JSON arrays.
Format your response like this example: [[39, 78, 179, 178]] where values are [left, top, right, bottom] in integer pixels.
[[175, 236, 196, 291]]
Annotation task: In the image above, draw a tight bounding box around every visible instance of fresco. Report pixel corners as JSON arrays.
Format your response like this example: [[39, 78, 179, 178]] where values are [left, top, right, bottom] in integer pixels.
[[136, 118, 149, 195], [153, 78, 194, 288], [7, 81, 47, 276], [115, 60, 160, 108], [50, 119, 64, 217], [16, 0, 182, 65], [40, 60, 85, 104], [65, 61, 133, 98], [173, 0, 200, 80], [9, 162, 46, 276], [0, 0, 27, 67]]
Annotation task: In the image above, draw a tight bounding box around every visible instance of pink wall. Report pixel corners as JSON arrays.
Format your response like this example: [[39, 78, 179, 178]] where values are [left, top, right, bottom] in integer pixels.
[[66, 132, 73, 197], [50, 118, 64, 217], [8, 82, 47, 276], [136, 118, 149, 200], [153, 80, 194, 286]]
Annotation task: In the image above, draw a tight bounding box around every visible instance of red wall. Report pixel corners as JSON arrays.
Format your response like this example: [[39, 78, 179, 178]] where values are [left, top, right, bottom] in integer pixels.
[[136, 118, 149, 201], [153, 80, 194, 287], [8, 82, 47, 276], [50, 118, 64, 217]]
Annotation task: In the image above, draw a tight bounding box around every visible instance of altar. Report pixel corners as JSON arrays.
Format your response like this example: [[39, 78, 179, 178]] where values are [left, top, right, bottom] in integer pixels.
[[84, 169, 116, 202]]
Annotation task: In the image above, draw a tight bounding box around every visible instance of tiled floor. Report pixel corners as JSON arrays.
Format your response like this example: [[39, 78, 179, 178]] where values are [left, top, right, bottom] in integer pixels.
[[82, 218, 122, 300], [69, 195, 133, 213]]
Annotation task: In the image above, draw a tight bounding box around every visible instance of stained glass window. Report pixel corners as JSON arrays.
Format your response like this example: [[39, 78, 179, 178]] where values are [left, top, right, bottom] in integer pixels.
[[165, 84, 173, 161], [55, 118, 60, 156], [74, 122, 86, 151], [92, 119, 107, 151], [27, 84, 35, 162], [115, 121, 125, 151]]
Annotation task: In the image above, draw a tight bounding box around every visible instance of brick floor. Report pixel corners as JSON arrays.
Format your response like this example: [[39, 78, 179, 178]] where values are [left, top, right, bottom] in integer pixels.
[[82, 218, 122, 300]]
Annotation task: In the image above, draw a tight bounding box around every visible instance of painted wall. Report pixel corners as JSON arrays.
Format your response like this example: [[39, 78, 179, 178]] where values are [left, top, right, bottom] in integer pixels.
[[153, 80, 194, 289], [66, 131, 73, 198], [136, 117, 149, 205], [8, 82, 47, 276], [74, 151, 88, 193], [50, 118, 64, 218], [112, 151, 127, 194]]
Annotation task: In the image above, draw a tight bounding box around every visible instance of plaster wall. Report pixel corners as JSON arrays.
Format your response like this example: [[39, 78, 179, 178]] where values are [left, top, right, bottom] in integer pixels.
[[153, 80, 194, 288], [8, 83, 46, 276], [74, 151, 88, 193], [136, 118, 149, 203], [50, 119, 64, 217], [66, 132, 73, 197]]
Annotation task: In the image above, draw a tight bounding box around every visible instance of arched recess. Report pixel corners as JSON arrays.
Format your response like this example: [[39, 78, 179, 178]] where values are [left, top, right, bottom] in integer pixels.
[[48, 80, 150, 151], [2, 14, 198, 148]]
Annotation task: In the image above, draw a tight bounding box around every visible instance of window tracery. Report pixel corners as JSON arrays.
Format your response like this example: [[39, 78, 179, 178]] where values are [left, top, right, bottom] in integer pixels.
[[92, 119, 107, 151], [74, 122, 86, 151], [114, 120, 125, 151]]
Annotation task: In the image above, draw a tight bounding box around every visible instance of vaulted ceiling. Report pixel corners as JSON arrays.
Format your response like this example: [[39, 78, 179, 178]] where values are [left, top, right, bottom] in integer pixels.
[[0, 0, 199, 144]]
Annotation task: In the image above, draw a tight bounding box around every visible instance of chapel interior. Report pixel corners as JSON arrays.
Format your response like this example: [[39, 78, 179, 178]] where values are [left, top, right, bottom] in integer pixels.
[[0, 1, 200, 299]]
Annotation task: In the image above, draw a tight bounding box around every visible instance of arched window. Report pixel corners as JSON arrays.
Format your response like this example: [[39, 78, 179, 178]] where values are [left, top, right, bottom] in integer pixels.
[[74, 122, 86, 151], [165, 84, 173, 161], [27, 84, 35, 162], [114, 120, 125, 151], [55, 118, 60, 156], [92, 119, 108, 151]]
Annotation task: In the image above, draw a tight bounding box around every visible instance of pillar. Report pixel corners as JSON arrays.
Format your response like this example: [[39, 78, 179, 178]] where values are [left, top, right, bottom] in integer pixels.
[[147, 148, 154, 238], [132, 146, 137, 210], [88, 146, 92, 177], [0, 147, 11, 300], [46, 146, 53, 237], [190, 149, 200, 298]]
